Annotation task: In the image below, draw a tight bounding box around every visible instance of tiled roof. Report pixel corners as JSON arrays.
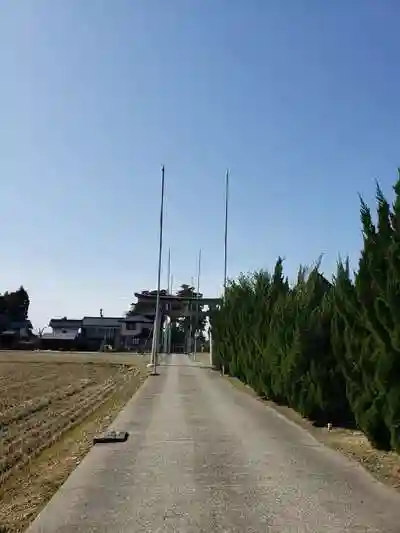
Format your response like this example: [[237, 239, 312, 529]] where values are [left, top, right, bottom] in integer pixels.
[[49, 319, 82, 328], [122, 314, 153, 323], [82, 317, 123, 328]]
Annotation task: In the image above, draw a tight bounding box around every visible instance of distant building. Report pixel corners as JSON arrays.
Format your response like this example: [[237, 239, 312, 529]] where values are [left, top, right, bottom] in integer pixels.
[[41, 312, 158, 352], [0, 319, 33, 348], [40, 318, 83, 350], [120, 314, 154, 350], [49, 317, 82, 336], [80, 316, 123, 351], [11, 320, 33, 338]]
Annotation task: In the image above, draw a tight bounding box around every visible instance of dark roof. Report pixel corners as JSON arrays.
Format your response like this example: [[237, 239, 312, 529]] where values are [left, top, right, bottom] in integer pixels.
[[82, 317, 123, 327], [49, 318, 82, 328], [134, 293, 221, 304], [122, 314, 153, 323]]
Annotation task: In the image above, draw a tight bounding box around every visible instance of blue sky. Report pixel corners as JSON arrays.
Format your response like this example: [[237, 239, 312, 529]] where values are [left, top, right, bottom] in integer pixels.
[[1, 1, 399, 328]]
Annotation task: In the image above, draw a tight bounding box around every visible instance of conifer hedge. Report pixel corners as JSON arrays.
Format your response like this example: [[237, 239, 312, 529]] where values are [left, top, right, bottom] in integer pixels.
[[211, 171, 400, 452]]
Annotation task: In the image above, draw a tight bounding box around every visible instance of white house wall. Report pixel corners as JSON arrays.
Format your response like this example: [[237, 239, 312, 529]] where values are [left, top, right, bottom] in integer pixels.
[[120, 322, 145, 337], [52, 326, 81, 336]]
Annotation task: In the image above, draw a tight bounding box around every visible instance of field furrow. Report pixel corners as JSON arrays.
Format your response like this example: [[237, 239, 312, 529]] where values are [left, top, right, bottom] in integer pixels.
[[0, 359, 141, 487]]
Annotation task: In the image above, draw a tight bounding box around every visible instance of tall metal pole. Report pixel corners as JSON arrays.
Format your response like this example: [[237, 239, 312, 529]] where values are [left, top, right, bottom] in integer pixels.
[[208, 168, 229, 368], [188, 276, 195, 354], [209, 328, 213, 366], [165, 248, 171, 353], [223, 168, 229, 296], [193, 248, 202, 360], [169, 272, 173, 353], [167, 248, 171, 293], [151, 165, 165, 375]]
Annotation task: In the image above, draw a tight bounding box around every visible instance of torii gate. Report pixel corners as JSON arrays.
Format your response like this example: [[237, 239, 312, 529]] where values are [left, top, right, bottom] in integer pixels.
[[133, 292, 221, 361]]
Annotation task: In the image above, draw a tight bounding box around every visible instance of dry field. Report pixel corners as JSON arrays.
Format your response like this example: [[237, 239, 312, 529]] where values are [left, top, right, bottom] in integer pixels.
[[0, 351, 148, 532]]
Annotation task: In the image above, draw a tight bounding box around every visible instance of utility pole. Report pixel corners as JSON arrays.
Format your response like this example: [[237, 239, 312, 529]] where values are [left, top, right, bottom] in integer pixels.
[[150, 165, 165, 375], [193, 248, 201, 360]]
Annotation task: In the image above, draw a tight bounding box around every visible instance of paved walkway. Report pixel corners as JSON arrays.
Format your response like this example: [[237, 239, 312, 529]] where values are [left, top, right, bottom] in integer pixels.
[[26, 354, 400, 532]]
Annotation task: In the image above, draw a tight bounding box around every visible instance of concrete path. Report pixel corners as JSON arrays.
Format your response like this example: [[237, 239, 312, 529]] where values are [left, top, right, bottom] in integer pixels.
[[26, 354, 400, 532]]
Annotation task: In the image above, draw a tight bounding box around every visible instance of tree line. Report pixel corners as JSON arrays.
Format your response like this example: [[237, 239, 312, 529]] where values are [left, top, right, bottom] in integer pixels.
[[0, 286, 30, 331], [211, 170, 400, 453]]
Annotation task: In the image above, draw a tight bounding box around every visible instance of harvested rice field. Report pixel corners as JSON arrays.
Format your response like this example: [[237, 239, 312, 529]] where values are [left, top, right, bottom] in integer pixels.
[[0, 351, 148, 532]]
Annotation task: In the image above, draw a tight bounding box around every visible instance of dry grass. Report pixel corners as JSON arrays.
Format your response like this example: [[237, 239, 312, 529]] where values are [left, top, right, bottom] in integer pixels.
[[0, 350, 150, 365], [226, 375, 400, 492], [0, 351, 148, 533]]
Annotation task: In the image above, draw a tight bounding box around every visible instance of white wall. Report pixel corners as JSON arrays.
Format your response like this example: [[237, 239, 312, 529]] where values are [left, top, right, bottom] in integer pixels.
[[52, 326, 80, 336], [120, 322, 145, 337]]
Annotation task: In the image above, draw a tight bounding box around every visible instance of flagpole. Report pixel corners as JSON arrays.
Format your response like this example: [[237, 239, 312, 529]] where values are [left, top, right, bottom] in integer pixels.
[[167, 248, 171, 293], [150, 165, 165, 375], [223, 169, 229, 296], [193, 248, 202, 360], [188, 276, 195, 354], [165, 248, 171, 354], [168, 272, 173, 353]]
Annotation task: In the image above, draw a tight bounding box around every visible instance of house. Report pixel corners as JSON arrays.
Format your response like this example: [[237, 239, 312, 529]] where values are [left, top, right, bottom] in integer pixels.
[[80, 316, 123, 350], [40, 318, 83, 350], [41, 312, 158, 352], [10, 320, 33, 338], [49, 317, 82, 336], [120, 314, 154, 350], [0, 319, 33, 348]]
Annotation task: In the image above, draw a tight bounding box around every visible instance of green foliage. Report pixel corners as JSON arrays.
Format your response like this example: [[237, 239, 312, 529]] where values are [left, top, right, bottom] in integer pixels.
[[127, 289, 168, 316], [0, 286, 30, 331], [175, 284, 206, 342], [212, 170, 400, 452]]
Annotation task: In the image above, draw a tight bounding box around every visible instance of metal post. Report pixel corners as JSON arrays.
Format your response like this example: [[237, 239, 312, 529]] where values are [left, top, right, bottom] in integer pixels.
[[163, 316, 171, 354], [166, 249, 171, 354], [188, 276, 194, 355], [150, 165, 165, 375], [193, 248, 201, 360], [169, 273, 173, 353], [167, 249, 171, 293], [223, 169, 229, 296], [209, 328, 213, 366]]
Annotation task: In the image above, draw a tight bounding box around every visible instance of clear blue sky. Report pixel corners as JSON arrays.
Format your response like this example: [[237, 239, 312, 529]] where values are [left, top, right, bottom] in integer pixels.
[[1, 1, 399, 328]]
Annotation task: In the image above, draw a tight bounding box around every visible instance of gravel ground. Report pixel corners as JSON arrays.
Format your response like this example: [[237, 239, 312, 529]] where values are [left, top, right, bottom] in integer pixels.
[[25, 354, 400, 532]]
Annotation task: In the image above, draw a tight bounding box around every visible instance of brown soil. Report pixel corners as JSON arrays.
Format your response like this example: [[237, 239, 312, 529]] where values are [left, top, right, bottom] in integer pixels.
[[0, 353, 148, 533]]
